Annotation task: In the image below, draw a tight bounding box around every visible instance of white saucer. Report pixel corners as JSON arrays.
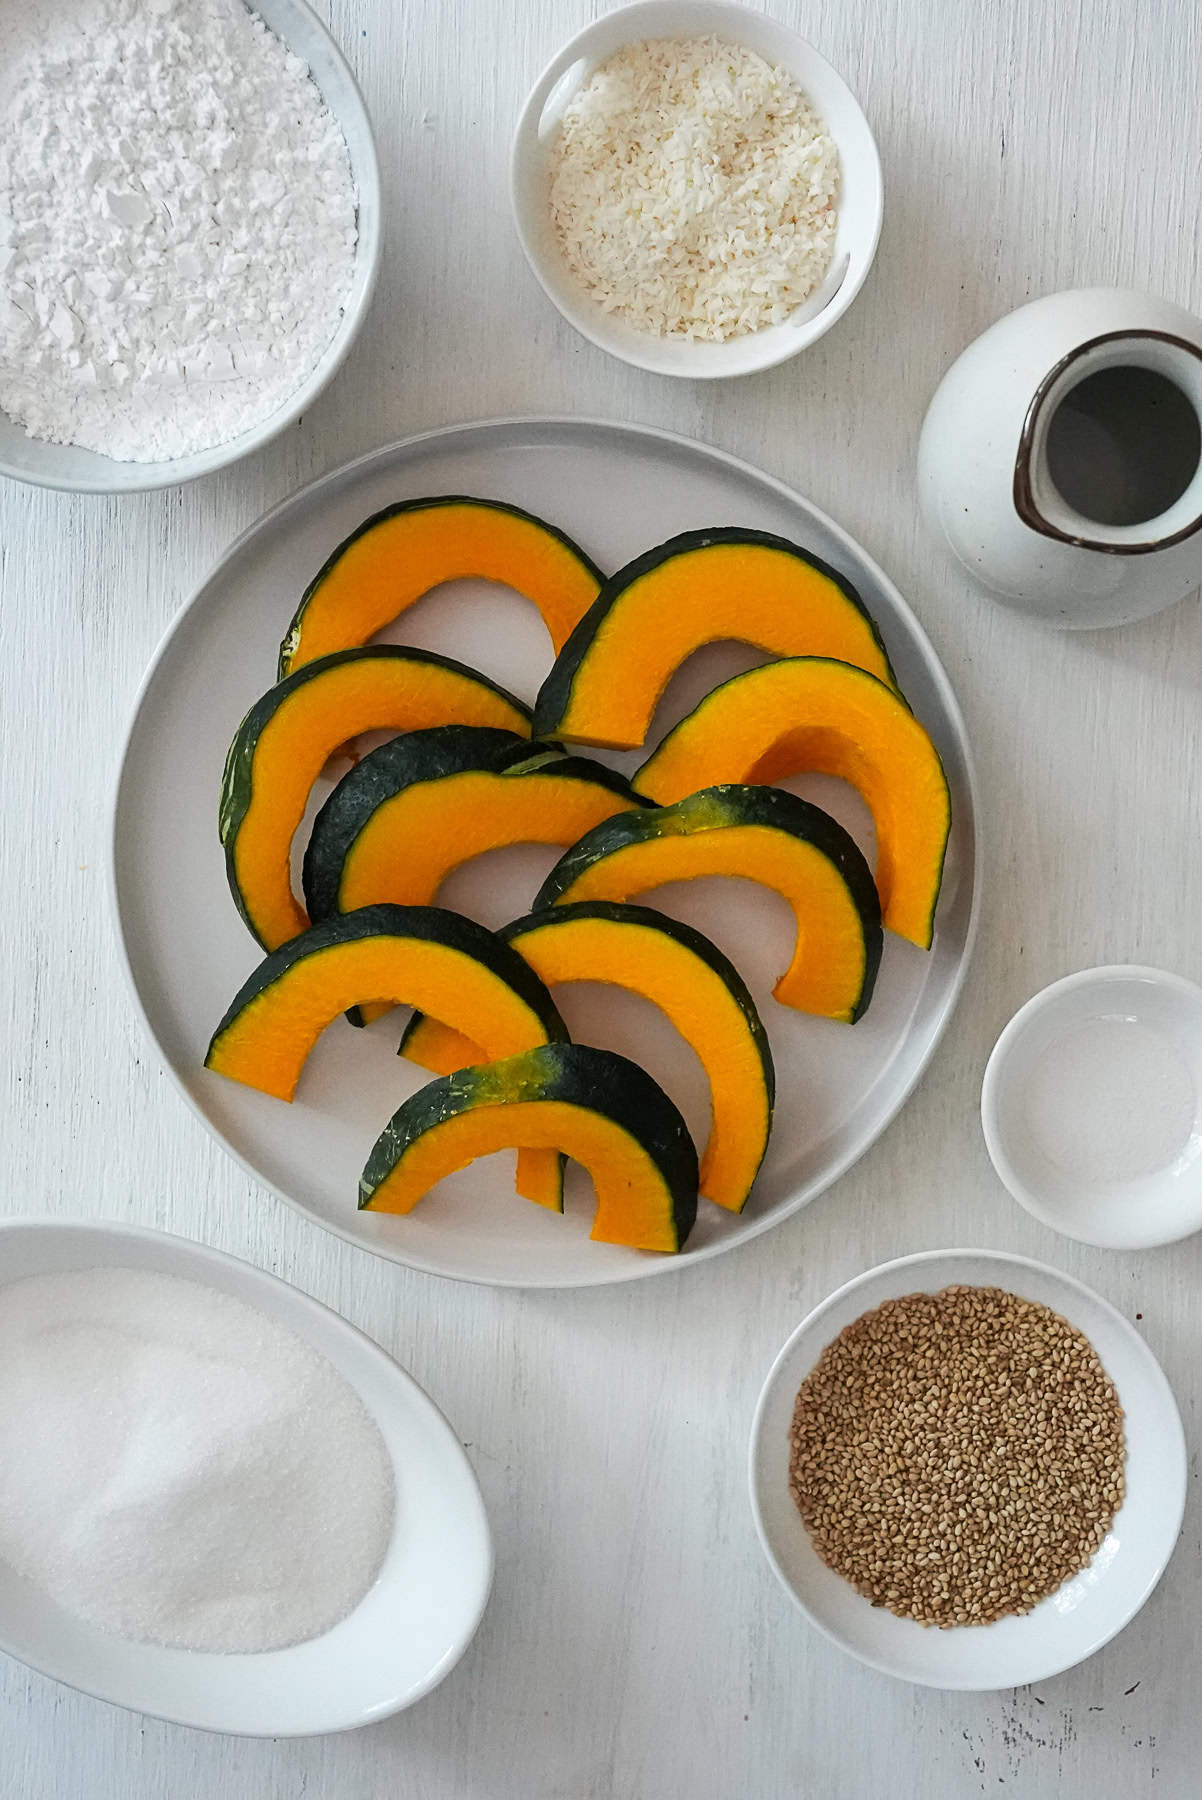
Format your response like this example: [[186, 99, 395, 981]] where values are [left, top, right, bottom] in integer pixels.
[[981, 965, 1202, 1249]]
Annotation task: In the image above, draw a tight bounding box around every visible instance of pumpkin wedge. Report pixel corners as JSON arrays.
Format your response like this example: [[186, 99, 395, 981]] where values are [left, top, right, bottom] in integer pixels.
[[303, 726, 647, 925], [634, 658, 951, 949], [279, 496, 604, 678], [220, 646, 531, 953], [534, 786, 883, 1023], [204, 903, 568, 1209], [533, 528, 897, 748], [400, 902, 774, 1214], [360, 1043, 699, 1254]]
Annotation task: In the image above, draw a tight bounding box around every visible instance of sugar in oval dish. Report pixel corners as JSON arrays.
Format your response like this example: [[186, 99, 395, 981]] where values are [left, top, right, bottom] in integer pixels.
[[548, 35, 840, 343], [0, 1266, 395, 1653]]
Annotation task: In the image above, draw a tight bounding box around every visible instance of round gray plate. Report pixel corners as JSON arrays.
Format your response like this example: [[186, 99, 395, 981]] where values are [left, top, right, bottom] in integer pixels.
[[111, 417, 980, 1286]]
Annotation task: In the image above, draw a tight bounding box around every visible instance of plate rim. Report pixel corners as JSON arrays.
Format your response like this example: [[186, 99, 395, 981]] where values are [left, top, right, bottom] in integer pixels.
[[107, 413, 983, 1288], [0, 1216, 494, 1736], [747, 1246, 1187, 1690]]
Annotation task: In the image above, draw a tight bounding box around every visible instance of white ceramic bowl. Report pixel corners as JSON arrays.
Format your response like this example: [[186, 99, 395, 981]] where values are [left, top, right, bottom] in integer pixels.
[[749, 1249, 1185, 1690], [0, 0, 381, 494], [981, 966, 1202, 1249], [510, 0, 882, 379], [0, 1219, 493, 1736]]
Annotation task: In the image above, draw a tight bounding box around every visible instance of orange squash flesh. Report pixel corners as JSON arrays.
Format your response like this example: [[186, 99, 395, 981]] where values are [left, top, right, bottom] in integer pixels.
[[337, 771, 642, 913], [404, 913, 772, 1212], [538, 539, 897, 749], [205, 936, 557, 1103], [229, 656, 530, 952], [205, 916, 566, 1210], [281, 501, 603, 675], [547, 830, 870, 1022], [634, 658, 951, 949], [362, 1099, 682, 1250]]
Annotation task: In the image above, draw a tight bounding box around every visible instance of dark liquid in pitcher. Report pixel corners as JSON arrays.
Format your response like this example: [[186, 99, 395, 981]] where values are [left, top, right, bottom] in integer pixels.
[[1045, 365, 1200, 527]]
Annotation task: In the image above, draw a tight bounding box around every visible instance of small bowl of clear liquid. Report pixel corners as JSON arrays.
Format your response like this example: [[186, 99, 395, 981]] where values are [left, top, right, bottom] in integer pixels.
[[981, 965, 1202, 1248]]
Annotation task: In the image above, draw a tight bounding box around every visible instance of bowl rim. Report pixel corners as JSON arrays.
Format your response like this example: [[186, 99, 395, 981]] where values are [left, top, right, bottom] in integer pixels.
[[0, 0, 382, 496], [980, 962, 1202, 1249], [747, 1245, 1187, 1689], [0, 1215, 495, 1736], [508, 0, 884, 379]]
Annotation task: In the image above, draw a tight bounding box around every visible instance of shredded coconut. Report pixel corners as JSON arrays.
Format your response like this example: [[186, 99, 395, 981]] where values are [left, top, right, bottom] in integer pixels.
[[0, 0, 358, 462], [548, 35, 840, 343]]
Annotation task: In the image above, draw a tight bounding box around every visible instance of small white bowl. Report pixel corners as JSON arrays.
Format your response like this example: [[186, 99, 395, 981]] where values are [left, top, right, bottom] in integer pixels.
[[0, 1220, 493, 1736], [0, 0, 381, 494], [981, 966, 1202, 1249], [749, 1249, 1185, 1690], [510, 0, 882, 379]]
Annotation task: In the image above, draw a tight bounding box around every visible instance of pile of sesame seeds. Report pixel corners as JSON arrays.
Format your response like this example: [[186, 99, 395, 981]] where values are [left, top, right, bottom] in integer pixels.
[[788, 1285, 1126, 1629]]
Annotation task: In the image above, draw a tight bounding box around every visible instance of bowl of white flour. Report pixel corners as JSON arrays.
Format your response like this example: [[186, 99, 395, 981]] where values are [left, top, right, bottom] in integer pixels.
[[0, 0, 380, 492]]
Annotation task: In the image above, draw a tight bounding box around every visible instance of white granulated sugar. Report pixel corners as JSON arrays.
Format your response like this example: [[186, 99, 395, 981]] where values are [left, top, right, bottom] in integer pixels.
[[0, 0, 358, 462], [549, 36, 840, 343], [0, 1266, 395, 1653]]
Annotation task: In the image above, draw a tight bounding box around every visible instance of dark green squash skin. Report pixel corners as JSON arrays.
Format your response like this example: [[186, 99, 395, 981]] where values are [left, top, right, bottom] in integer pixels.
[[205, 902, 568, 1068], [278, 495, 607, 679], [301, 727, 649, 926], [400, 900, 776, 1130], [532, 526, 898, 739], [532, 785, 884, 1022], [218, 646, 532, 947], [359, 1042, 699, 1251]]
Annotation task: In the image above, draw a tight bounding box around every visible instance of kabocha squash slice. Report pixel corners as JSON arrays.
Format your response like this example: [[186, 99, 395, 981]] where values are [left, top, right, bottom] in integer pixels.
[[278, 496, 605, 678], [204, 904, 569, 1210], [634, 657, 951, 950], [359, 1043, 699, 1254], [401, 901, 774, 1214], [219, 646, 531, 953], [533, 528, 898, 749], [303, 726, 648, 925], [534, 786, 883, 1024]]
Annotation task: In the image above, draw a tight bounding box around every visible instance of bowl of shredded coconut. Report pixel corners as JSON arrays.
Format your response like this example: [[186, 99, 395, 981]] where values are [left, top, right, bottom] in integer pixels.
[[0, 0, 380, 492], [510, 1, 883, 378]]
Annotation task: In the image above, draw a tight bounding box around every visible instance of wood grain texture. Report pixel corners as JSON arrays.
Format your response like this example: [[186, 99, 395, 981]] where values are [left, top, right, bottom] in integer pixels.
[[2, 0, 1201, 1792]]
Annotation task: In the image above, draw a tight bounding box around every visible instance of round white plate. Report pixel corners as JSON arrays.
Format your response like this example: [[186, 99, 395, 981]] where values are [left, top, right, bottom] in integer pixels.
[[749, 1249, 1185, 1690], [111, 417, 979, 1287], [0, 1219, 492, 1736]]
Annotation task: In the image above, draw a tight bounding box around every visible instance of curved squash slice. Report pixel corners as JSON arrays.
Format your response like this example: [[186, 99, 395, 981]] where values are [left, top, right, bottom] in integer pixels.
[[534, 787, 883, 1023], [220, 647, 531, 953], [359, 1043, 699, 1254], [279, 496, 604, 678], [634, 658, 951, 949], [204, 904, 569, 1209], [533, 528, 897, 749], [401, 901, 774, 1214], [303, 726, 647, 924]]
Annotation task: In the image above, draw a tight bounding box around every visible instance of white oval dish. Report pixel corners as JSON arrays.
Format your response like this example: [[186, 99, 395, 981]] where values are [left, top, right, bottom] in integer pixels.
[[0, 1219, 493, 1736], [981, 965, 1202, 1249], [510, 0, 882, 379], [749, 1249, 1185, 1690], [109, 416, 979, 1289], [0, 0, 381, 495]]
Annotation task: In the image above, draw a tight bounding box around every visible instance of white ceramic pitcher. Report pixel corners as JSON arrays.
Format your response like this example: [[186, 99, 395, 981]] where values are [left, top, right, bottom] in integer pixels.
[[917, 288, 1202, 627]]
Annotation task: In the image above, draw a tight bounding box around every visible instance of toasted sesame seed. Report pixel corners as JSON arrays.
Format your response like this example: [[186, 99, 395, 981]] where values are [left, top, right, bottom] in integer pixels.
[[787, 1286, 1126, 1629]]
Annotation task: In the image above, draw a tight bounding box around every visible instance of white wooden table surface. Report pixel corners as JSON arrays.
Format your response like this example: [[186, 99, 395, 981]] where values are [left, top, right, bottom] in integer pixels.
[[3, 0, 1201, 1793]]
